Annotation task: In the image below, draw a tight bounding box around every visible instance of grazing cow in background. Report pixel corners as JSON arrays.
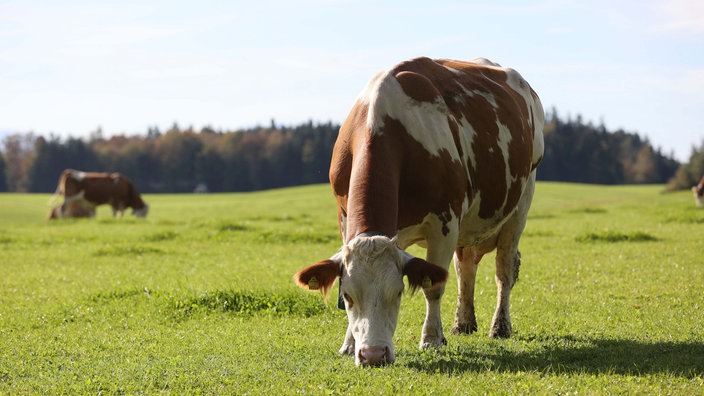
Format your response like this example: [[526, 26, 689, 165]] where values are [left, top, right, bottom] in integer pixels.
[[53, 169, 149, 218], [295, 57, 544, 366], [48, 200, 96, 220], [693, 176, 704, 207]]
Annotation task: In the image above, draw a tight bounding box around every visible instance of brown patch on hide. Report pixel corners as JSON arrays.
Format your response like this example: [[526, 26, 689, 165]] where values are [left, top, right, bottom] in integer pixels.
[[328, 56, 541, 240], [395, 71, 440, 103]]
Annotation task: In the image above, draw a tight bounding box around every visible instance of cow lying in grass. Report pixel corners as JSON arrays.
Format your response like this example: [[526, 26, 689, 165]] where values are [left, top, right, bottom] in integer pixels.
[[48, 200, 96, 220]]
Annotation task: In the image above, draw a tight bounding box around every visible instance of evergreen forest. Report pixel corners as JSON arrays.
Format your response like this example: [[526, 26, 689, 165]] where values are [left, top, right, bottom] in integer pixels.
[[1, 111, 702, 194]]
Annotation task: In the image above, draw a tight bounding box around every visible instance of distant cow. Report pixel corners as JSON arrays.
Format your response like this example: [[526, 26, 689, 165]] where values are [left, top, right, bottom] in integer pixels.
[[693, 176, 704, 207], [54, 169, 149, 218], [295, 57, 544, 366], [48, 200, 96, 220]]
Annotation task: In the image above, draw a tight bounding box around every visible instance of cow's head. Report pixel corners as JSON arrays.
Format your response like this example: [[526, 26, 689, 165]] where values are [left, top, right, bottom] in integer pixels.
[[295, 235, 447, 366], [133, 204, 149, 218]]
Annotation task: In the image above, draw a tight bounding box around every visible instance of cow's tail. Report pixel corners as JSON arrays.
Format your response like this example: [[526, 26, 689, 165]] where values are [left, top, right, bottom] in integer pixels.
[[48, 170, 70, 206]]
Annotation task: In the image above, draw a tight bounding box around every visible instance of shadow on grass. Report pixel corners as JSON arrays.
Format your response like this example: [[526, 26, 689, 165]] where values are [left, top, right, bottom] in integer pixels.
[[403, 336, 704, 377]]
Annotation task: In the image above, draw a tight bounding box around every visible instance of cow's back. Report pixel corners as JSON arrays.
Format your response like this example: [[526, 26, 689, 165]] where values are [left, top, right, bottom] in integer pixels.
[[331, 57, 544, 246], [63, 171, 128, 206]]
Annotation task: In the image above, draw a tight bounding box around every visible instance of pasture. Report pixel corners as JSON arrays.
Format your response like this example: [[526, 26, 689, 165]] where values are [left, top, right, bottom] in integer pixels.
[[1, 182, 702, 394]]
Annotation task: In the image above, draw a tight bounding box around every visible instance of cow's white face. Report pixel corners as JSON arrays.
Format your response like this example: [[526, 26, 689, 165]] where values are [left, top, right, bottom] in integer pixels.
[[340, 235, 406, 366], [294, 234, 448, 367], [133, 204, 149, 218]]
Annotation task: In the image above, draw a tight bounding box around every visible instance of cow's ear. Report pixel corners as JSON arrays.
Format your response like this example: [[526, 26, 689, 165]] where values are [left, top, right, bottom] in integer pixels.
[[294, 256, 342, 299], [402, 257, 448, 295]]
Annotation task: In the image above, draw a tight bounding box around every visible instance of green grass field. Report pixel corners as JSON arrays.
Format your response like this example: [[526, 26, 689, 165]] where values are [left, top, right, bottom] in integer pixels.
[[1, 183, 703, 394]]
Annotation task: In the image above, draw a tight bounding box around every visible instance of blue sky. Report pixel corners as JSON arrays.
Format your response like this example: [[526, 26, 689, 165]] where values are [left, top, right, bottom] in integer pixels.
[[1, 0, 702, 162]]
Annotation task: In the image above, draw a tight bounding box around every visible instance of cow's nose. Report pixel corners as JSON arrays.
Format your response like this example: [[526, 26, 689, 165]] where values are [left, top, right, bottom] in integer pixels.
[[358, 346, 391, 366]]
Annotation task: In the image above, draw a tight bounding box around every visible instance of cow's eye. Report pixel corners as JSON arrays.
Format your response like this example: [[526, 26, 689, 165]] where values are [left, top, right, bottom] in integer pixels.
[[343, 293, 354, 308]]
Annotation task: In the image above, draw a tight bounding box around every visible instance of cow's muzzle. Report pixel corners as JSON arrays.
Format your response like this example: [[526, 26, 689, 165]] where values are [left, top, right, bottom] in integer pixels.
[[358, 346, 392, 367]]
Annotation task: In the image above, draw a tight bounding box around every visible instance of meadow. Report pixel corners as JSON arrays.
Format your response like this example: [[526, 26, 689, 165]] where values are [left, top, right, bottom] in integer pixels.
[[1, 182, 702, 395]]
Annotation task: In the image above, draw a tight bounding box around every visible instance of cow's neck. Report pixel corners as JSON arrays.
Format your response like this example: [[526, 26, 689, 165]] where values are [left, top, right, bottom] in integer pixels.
[[128, 188, 146, 209], [344, 136, 400, 243], [132, 197, 146, 209]]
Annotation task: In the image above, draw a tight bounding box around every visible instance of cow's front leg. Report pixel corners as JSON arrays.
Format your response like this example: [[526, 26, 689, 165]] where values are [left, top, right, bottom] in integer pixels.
[[420, 283, 447, 349], [452, 247, 479, 334], [417, 226, 456, 349], [339, 321, 355, 355]]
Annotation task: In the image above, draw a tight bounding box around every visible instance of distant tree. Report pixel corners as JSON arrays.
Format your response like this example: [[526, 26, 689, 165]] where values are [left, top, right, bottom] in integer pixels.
[[297, 121, 337, 184], [238, 129, 268, 191], [261, 128, 290, 189], [539, 113, 678, 184], [26, 136, 101, 192], [631, 146, 656, 184], [89, 126, 104, 142], [2, 133, 37, 192], [147, 126, 161, 139], [194, 129, 227, 192], [218, 132, 249, 191], [152, 128, 203, 192], [195, 147, 225, 192], [91, 134, 154, 191], [25, 136, 56, 192], [0, 153, 8, 192], [666, 140, 704, 191]]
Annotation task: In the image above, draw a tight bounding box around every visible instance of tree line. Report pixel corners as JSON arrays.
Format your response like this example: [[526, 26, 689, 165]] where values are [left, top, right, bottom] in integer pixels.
[[539, 110, 680, 185], [1, 121, 337, 194], [0, 113, 702, 194]]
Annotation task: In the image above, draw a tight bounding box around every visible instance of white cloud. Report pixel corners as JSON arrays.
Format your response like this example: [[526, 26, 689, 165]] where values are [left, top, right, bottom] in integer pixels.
[[651, 0, 704, 33]]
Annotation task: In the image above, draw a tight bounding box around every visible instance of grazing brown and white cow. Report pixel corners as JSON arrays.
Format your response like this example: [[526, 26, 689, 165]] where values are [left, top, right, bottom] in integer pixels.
[[295, 57, 544, 366], [693, 176, 704, 207], [48, 200, 96, 220], [54, 169, 149, 218]]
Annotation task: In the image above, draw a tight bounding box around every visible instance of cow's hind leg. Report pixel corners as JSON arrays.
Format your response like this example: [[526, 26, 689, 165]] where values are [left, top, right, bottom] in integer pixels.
[[490, 247, 520, 338], [489, 173, 535, 338]]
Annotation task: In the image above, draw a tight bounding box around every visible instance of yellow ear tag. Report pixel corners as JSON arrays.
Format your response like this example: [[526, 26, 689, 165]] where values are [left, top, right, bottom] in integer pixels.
[[308, 276, 320, 290], [422, 276, 432, 289]]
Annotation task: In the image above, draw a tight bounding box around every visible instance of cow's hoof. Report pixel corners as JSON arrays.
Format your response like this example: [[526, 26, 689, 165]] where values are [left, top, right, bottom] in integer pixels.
[[419, 336, 447, 349], [489, 330, 511, 339], [489, 320, 512, 338], [451, 322, 477, 335]]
